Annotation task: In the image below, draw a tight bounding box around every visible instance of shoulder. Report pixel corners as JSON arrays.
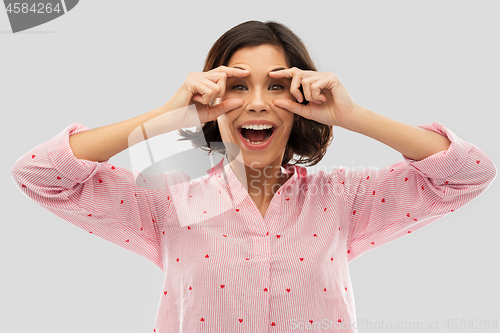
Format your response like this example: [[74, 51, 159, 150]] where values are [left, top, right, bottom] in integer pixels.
[[304, 165, 344, 184]]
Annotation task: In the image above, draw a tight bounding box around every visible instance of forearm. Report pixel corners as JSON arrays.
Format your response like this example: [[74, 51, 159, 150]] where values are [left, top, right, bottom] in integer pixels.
[[69, 104, 191, 162], [342, 106, 451, 161]]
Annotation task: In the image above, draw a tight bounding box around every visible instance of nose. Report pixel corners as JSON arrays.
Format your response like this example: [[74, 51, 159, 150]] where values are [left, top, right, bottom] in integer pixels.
[[245, 86, 270, 113]]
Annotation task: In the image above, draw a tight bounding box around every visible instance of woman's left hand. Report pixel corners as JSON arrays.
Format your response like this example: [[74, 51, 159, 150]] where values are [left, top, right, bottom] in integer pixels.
[[270, 68, 361, 128]]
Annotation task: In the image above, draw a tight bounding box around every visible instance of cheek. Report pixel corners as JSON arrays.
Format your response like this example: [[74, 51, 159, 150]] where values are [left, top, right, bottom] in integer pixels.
[[216, 114, 229, 129], [277, 111, 295, 127], [216, 118, 233, 141], [217, 126, 229, 141]]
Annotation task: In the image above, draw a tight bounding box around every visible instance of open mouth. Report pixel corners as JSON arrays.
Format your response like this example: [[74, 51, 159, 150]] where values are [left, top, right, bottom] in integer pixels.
[[238, 125, 275, 145]]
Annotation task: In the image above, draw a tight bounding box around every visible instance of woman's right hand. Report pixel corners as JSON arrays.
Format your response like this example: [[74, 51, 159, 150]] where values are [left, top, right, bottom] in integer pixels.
[[161, 66, 249, 127]]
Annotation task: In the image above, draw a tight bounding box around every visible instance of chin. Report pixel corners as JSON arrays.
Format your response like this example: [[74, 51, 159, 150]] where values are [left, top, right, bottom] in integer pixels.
[[239, 152, 283, 170]]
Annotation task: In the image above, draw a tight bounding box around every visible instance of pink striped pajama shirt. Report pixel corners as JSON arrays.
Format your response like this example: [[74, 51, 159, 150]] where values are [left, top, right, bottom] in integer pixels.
[[10, 121, 496, 332]]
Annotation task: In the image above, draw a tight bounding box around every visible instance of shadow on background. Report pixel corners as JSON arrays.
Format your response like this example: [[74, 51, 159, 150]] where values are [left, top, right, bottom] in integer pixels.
[[0, 30, 56, 33]]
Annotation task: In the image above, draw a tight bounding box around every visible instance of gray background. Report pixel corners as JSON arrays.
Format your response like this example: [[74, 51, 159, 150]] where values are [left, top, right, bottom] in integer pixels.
[[1, 1, 499, 332]]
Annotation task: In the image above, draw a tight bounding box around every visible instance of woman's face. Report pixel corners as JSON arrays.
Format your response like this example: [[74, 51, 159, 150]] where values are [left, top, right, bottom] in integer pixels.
[[215, 44, 298, 169]]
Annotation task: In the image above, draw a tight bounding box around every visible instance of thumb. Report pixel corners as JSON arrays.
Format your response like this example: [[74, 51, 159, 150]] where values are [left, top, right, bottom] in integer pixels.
[[272, 98, 307, 118], [209, 98, 244, 117]]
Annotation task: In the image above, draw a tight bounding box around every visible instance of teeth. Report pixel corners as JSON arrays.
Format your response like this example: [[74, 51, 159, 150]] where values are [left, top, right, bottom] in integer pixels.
[[243, 137, 265, 144], [242, 130, 273, 145], [241, 124, 273, 130]]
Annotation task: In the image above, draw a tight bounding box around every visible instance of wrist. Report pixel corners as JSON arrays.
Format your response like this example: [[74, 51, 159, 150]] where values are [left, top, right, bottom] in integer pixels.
[[338, 104, 368, 131]]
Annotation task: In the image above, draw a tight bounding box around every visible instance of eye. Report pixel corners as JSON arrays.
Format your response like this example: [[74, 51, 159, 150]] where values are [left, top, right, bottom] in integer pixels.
[[231, 84, 284, 91], [231, 84, 247, 91], [269, 84, 284, 91]]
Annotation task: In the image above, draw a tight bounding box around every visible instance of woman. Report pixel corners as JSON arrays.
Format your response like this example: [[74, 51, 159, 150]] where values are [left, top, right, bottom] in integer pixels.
[[10, 20, 497, 332]]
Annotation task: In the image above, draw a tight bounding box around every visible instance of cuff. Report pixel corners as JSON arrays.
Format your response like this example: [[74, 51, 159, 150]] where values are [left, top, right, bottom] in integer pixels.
[[402, 121, 475, 179], [47, 122, 110, 183]]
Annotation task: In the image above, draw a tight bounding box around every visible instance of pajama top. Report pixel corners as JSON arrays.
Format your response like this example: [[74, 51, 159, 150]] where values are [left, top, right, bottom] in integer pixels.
[[10, 121, 497, 332]]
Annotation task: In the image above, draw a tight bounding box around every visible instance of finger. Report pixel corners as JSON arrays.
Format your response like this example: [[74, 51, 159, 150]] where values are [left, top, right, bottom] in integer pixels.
[[230, 68, 250, 77], [192, 94, 204, 104], [289, 70, 304, 103], [272, 98, 309, 119], [270, 67, 304, 102], [202, 69, 247, 92], [217, 75, 226, 99], [204, 71, 229, 85], [307, 78, 324, 102], [210, 98, 244, 117], [212, 66, 250, 78], [311, 76, 331, 102], [268, 67, 295, 78], [190, 81, 213, 105], [302, 77, 314, 103], [202, 79, 224, 101]]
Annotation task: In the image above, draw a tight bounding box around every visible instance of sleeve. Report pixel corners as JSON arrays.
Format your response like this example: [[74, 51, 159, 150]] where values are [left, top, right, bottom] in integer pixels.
[[342, 121, 497, 263], [10, 122, 171, 272]]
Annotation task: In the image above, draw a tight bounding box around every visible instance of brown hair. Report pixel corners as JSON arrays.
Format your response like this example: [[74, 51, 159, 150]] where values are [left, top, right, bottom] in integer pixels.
[[178, 20, 333, 167]]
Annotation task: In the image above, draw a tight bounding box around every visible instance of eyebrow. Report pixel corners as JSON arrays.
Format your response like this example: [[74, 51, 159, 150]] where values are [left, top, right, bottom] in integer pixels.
[[231, 66, 287, 73]]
